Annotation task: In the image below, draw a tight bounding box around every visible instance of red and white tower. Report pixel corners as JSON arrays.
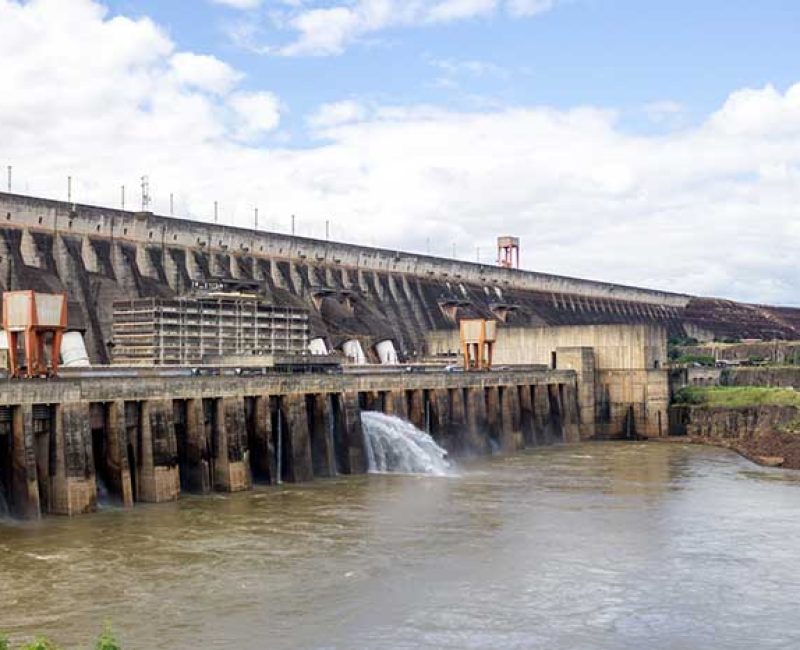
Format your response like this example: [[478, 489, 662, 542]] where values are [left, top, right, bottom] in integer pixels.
[[497, 236, 520, 269]]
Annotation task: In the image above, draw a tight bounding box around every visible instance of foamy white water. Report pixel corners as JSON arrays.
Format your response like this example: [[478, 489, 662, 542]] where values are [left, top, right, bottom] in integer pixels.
[[361, 411, 454, 476]]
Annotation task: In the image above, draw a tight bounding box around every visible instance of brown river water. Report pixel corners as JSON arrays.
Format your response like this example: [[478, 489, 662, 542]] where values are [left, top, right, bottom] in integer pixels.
[[2, 441, 800, 649]]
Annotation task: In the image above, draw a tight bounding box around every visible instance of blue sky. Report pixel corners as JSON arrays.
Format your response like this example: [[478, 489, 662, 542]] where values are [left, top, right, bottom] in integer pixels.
[[2, 0, 799, 303], [101, 0, 800, 139]]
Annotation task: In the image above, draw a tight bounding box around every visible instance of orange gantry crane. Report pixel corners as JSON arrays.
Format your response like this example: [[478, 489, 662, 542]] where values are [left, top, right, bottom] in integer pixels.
[[2, 291, 67, 378]]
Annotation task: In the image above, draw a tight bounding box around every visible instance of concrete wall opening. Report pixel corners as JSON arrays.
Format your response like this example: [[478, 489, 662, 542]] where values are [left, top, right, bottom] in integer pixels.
[[269, 397, 291, 484], [546, 385, 564, 444], [0, 406, 13, 516], [90, 403, 115, 506], [173, 400, 191, 492], [125, 402, 141, 502], [306, 394, 335, 478], [330, 394, 349, 475], [202, 399, 217, 491], [486, 388, 501, 450], [33, 404, 53, 514], [244, 397, 271, 485]]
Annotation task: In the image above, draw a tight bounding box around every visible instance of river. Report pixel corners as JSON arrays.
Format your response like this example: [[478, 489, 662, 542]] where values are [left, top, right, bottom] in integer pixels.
[[2, 442, 800, 649]]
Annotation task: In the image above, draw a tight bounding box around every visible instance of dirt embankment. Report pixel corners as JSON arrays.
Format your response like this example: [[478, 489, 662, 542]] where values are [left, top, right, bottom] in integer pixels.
[[670, 404, 800, 469]]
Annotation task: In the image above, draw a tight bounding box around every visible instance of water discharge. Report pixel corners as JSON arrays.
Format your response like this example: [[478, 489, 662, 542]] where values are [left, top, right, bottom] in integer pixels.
[[361, 411, 453, 476]]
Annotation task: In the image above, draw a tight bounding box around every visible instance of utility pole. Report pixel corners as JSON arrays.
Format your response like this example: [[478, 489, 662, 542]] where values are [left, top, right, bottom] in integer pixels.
[[291, 214, 295, 235], [170, 193, 174, 216], [6, 166, 11, 193], [476, 246, 480, 262], [214, 201, 218, 224], [121, 185, 125, 210], [254, 207, 259, 230], [325, 219, 330, 241], [67, 176, 72, 204]]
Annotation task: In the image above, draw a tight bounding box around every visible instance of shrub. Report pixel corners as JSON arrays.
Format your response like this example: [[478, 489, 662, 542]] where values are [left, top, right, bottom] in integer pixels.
[[1, 634, 9, 650], [94, 625, 121, 650], [673, 387, 705, 405], [21, 640, 59, 650], [674, 354, 716, 367]]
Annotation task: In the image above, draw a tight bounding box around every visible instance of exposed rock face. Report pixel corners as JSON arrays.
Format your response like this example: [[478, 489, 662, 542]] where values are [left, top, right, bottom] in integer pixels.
[[672, 404, 800, 469], [722, 368, 800, 390]]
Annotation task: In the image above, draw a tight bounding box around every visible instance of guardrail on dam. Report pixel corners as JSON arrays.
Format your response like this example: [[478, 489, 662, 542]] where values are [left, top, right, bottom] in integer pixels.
[[2, 191, 799, 366], [0, 368, 579, 519]]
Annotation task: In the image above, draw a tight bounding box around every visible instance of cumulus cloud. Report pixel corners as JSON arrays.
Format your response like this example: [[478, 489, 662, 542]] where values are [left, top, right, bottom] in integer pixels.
[[308, 100, 368, 128], [228, 91, 282, 137], [250, 0, 557, 56], [170, 52, 243, 94], [2, 0, 800, 305]]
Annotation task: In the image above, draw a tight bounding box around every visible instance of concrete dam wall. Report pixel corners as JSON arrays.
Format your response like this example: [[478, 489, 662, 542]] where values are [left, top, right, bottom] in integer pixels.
[[2, 191, 800, 364], [0, 368, 579, 519]]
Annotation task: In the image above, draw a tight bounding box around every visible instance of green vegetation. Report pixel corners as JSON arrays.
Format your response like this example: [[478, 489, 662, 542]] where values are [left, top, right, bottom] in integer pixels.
[[668, 336, 699, 347], [21, 641, 59, 650], [0, 627, 121, 650], [672, 354, 716, 367], [93, 625, 121, 650], [674, 386, 800, 408]]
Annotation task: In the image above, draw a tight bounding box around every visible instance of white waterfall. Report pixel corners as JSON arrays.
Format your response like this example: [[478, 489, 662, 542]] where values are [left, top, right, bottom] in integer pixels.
[[361, 411, 454, 476]]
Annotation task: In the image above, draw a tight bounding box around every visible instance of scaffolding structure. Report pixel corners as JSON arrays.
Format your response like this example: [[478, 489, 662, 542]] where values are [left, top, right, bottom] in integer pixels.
[[112, 297, 310, 365]]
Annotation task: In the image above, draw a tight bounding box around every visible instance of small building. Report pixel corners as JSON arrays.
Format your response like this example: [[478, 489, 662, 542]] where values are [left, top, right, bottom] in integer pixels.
[[427, 323, 669, 439], [112, 297, 310, 365]]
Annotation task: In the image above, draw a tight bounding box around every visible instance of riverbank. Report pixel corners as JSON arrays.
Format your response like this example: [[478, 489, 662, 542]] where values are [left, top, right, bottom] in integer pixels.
[[670, 386, 800, 469], [658, 432, 800, 469]]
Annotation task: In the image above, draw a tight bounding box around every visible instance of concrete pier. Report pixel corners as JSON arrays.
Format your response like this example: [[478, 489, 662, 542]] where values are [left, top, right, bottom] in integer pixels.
[[0, 368, 579, 519]]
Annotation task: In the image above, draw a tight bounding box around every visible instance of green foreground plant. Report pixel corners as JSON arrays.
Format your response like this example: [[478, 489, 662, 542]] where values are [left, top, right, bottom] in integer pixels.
[[0, 625, 121, 650], [93, 625, 121, 650]]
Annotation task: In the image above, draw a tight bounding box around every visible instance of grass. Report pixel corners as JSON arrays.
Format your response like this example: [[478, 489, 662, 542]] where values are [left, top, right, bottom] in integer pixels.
[[674, 386, 800, 408]]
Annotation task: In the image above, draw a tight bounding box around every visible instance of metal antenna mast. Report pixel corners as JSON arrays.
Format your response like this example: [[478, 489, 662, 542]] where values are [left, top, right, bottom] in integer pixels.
[[140, 176, 151, 211]]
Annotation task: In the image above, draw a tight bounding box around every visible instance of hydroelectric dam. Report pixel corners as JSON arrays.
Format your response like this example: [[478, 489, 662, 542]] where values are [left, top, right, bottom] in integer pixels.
[[1, 191, 800, 520]]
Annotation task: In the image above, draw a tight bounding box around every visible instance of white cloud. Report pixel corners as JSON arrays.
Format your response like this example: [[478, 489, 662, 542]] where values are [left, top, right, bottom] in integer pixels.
[[708, 83, 800, 136], [210, 0, 263, 9], [261, 0, 557, 56], [308, 100, 368, 128], [506, 0, 555, 16], [643, 100, 686, 127], [0, 0, 280, 162], [2, 0, 800, 305], [170, 52, 243, 94], [229, 91, 282, 137]]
